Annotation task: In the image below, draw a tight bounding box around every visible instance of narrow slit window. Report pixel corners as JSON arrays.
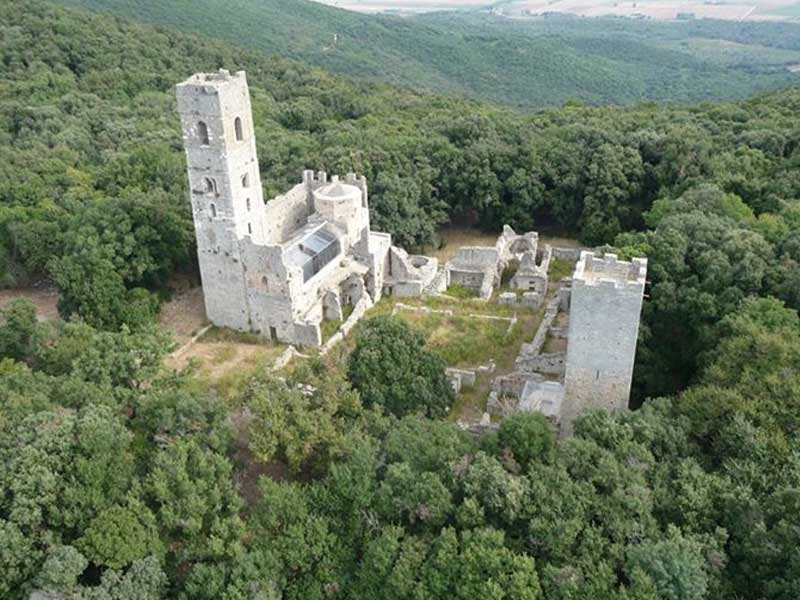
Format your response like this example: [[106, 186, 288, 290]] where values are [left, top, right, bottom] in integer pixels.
[[246, 198, 251, 211], [242, 174, 250, 188], [198, 121, 210, 145], [248, 223, 252, 235], [234, 117, 244, 141], [210, 203, 217, 218]]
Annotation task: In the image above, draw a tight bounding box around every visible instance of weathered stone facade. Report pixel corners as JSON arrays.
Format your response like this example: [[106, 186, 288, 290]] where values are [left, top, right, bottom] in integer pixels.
[[559, 252, 647, 435], [176, 70, 435, 346]]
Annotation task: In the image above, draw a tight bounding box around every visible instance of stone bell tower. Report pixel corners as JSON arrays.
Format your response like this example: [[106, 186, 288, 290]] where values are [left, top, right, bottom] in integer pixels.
[[176, 69, 265, 331]]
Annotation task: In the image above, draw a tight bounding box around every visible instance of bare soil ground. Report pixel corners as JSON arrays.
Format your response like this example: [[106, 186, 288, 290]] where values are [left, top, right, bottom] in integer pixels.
[[166, 341, 277, 379], [0, 284, 60, 321], [159, 286, 208, 346], [159, 285, 285, 402]]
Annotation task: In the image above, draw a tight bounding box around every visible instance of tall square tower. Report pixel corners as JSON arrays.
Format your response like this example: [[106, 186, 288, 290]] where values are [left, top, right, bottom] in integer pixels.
[[175, 69, 265, 330], [561, 252, 647, 435]]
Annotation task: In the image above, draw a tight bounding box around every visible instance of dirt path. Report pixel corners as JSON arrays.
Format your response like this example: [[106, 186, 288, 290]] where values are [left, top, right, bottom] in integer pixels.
[[159, 286, 208, 346], [0, 285, 60, 321]]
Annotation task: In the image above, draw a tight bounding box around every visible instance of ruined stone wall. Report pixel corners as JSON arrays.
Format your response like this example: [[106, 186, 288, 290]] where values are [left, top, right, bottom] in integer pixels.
[[263, 184, 311, 244], [240, 241, 295, 341], [561, 253, 646, 436], [451, 247, 498, 268], [516, 352, 565, 376], [449, 270, 485, 289], [293, 322, 322, 347]]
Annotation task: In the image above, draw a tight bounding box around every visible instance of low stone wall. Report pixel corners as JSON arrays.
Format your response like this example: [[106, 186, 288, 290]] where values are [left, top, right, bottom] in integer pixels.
[[526, 296, 560, 356], [551, 246, 583, 262], [321, 294, 373, 354], [498, 291, 541, 309], [557, 285, 571, 311], [391, 281, 425, 297], [516, 352, 565, 376], [393, 303, 453, 317], [293, 321, 322, 347], [446, 367, 477, 394], [271, 345, 298, 371]]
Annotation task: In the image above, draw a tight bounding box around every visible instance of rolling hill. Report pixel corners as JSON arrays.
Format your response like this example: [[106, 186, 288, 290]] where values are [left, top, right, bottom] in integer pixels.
[[53, 0, 800, 108]]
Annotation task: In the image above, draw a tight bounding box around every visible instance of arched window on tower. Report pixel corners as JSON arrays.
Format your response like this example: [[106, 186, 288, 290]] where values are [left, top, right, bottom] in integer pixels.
[[198, 121, 210, 145], [241, 173, 250, 188], [204, 177, 217, 195], [234, 117, 244, 141], [210, 203, 217, 218]]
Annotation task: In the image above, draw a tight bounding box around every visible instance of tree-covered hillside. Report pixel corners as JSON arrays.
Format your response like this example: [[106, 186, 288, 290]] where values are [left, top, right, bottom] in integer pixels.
[[2, 0, 799, 394], [2, 3, 800, 597], [53, 0, 800, 108]]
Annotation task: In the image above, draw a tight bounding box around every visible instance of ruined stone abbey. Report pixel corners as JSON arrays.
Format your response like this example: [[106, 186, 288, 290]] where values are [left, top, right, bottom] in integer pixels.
[[176, 69, 647, 432]]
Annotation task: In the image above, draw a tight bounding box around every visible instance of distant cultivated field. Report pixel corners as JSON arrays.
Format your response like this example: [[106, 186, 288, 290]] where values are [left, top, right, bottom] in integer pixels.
[[312, 0, 800, 19], [501, 0, 800, 20], [313, 0, 491, 13]]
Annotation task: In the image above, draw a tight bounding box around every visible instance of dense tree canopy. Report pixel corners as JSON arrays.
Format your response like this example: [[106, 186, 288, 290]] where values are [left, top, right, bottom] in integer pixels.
[[4, 295, 798, 598], [348, 316, 454, 418]]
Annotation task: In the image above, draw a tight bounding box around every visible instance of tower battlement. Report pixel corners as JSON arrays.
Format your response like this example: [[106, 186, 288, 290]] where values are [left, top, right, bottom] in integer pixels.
[[571, 252, 647, 291], [178, 68, 245, 88]]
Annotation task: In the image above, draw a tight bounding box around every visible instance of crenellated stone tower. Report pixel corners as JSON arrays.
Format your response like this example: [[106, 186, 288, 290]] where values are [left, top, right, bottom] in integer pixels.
[[560, 252, 647, 436], [176, 69, 265, 331]]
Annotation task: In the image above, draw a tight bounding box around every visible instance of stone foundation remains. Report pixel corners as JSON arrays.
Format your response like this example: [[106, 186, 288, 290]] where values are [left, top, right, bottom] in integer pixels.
[[176, 70, 647, 431], [488, 251, 647, 436]]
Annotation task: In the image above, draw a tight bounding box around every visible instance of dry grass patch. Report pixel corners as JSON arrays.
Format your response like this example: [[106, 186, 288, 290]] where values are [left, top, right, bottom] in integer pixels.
[[399, 310, 511, 367]]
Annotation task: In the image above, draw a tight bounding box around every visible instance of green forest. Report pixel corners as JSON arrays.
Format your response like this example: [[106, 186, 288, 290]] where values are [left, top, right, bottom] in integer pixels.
[[54, 0, 800, 108], [2, 0, 800, 598]]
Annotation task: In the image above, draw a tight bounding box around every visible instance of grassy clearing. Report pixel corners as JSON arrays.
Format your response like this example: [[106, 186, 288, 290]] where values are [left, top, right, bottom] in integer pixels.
[[399, 310, 511, 366], [201, 326, 264, 345], [548, 257, 575, 282], [388, 295, 545, 420], [176, 337, 287, 403], [423, 227, 501, 264], [320, 318, 339, 344], [263, 288, 547, 423], [443, 284, 478, 300], [321, 304, 356, 343]]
